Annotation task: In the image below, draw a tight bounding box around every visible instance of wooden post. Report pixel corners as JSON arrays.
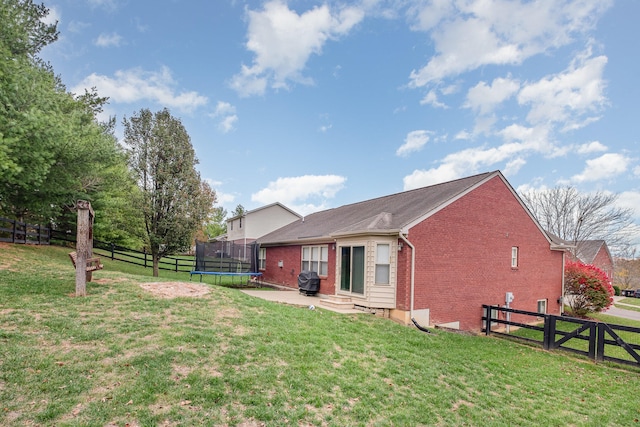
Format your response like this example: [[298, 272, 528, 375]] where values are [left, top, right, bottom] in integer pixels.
[[75, 200, 95, 297]]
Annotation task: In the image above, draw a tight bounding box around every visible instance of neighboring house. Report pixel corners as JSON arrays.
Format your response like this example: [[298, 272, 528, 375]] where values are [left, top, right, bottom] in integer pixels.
[[574, 240, 614, 281], [226, 203, 301, 245], [257, 171, 571, 331]]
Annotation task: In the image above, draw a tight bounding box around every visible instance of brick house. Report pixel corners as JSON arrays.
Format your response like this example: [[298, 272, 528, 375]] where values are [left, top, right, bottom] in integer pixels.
[[257, 171, 570, 331], [574, 240, 614, 281]]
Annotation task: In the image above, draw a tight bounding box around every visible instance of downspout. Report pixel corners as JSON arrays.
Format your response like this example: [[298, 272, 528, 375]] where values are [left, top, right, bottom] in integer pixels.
[[399, 232, 415, 320], [560, 250, 566, 315]]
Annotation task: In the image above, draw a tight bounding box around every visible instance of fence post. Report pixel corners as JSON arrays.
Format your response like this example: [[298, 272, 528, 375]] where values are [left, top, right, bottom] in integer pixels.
[[144, 249, 147, 268], [484, 305, 492, 335], [110, 243, 115, 260], [595, 323, 604, 361], [175, 258, 179, 272], [11, 219, 16, 243], [544, 316, 557, 350]]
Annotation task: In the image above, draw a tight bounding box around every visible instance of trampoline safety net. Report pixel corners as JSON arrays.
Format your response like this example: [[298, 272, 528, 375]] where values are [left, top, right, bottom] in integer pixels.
[[194, 240, 259, 273]]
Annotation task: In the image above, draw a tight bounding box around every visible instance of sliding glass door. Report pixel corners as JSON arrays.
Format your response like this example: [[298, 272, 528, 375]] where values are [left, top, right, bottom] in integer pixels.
[[340, 246, 365, 295]]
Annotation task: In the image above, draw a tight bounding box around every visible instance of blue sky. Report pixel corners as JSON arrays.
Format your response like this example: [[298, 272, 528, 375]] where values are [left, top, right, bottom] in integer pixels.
[[40, 0, 639, 241]]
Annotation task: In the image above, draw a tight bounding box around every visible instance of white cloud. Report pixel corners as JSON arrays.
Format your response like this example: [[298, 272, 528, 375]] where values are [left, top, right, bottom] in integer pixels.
[[42, 6, 60, 26], [464, 76, 520, 115], [518, 50, 608, 130], [576, 141, 607, 154], [569, 153, 631, 183], [403, 164, 462, 190], [95, 32, 123, 47], [396, 130, 431, 157], [617, 191, 640, 221], [403, 124, 555, 190], [211, 101, 238, 133], [230, 0, 364, 97], [419, 90, 447, 108], [72, 66, 208, 112], [251, 174, 346, 215], [218, 115, 238, 133], [408, 0, 611, 87], [503, 158, 527, 176]]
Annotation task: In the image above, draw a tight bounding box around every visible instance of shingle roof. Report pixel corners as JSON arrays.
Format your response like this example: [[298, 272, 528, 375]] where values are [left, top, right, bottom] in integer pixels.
[[576, 240, 608, 264], [258, 171, 498, 245]]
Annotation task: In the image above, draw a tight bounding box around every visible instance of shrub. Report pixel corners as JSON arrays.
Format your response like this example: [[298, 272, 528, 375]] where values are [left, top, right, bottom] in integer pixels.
[[564, 260, 614, 317], [613, 285, 621, 296]]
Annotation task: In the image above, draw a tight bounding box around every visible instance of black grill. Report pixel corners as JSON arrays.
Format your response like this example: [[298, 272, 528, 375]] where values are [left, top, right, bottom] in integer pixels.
[[298, 270, 320, 295]]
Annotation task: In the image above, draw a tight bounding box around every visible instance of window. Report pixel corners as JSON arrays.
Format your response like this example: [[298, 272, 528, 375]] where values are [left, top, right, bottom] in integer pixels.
[[537, 299, 547, 314], [511, 246, 519, 268], [375, 244, 390, 284], [230, 221, 233, 231], [259, 248, 266, 270], [239, 217, 243, 228], [301, 245, 328, 276]]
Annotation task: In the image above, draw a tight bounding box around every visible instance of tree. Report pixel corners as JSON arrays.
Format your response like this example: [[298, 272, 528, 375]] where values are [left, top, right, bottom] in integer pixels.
[[0, 1, 134, 231], [0, 0, 58, 58], [564, 260, 614, 317], [123, 108, 215, 276], [231, 204, 245, 218], [614, 257, 640, 291], [520, 186, 635, 257], [205, 206, 228, 239]]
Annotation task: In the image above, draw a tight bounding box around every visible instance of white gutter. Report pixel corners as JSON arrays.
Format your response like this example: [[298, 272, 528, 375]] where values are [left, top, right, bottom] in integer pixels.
[[399, 232, 415, 319]]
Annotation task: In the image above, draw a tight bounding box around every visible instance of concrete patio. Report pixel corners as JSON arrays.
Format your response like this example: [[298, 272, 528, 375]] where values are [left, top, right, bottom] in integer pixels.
[[240, 288, 362, 314]]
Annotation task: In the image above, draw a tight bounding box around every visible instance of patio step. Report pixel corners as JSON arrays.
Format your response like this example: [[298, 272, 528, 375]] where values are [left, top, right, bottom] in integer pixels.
[[319, 295, 354, 310]]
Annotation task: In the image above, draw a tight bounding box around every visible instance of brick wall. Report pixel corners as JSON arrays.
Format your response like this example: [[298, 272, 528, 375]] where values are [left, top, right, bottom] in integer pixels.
[[261, 243, 336, 295], [592, 247, 614, 280], [406, 176, 564, 331]]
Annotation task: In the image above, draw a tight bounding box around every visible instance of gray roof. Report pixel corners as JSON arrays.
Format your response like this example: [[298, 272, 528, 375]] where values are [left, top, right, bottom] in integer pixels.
[[259, 171, 500, 245], [576, 240, 609, 264]]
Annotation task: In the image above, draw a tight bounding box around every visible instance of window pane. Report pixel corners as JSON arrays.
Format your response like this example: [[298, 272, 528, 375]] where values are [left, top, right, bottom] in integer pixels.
[[537, 300, 547, 314], [376, 244, 389, 263], [302, 247, 309, 261], [320, 261, 328, 276], [375, 265, 389, 284], [311, 247, 319, 261], [320, 246, 328, 262]]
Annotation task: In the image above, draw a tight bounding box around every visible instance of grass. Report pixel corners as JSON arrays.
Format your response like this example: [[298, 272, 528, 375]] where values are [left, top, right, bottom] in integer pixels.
[[1, 244, 640, 426], [616, 298, 640, 312]]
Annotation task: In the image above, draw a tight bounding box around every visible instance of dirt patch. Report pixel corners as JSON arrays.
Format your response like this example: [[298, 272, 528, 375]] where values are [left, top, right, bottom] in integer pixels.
[[139, 282, 210, 299], [0, 242, 22, 271]]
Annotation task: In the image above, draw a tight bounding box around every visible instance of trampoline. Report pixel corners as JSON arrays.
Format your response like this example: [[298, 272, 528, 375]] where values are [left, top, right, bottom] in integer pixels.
[[191, 240, 262, 286]]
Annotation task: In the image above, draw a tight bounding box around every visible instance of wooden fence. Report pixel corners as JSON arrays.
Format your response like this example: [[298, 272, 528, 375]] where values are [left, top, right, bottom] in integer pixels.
[[482, 305, 640, 368], [50, 229, 195, 273], [0, 217, 50, 244]]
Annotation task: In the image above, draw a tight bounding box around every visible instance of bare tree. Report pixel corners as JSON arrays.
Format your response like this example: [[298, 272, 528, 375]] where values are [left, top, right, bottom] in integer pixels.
[[520, 186, 635, 257]]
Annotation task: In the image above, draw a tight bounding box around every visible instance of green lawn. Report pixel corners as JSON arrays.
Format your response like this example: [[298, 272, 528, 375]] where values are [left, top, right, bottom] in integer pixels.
[[1, 244, 640, 426]]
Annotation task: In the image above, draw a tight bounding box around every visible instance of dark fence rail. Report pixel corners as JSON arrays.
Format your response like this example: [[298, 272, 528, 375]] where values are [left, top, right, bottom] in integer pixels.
[[50, 229, 195, 273], [482, 305, 640, 367], [0, 217, 51, 245]]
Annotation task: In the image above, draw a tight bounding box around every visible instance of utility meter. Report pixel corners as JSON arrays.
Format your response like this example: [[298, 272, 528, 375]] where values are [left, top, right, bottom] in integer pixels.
[[505, 292, 514, 304]]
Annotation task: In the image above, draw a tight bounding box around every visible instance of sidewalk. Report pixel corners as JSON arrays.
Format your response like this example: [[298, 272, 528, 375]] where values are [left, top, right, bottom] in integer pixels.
[[603, 296, 640, 321]]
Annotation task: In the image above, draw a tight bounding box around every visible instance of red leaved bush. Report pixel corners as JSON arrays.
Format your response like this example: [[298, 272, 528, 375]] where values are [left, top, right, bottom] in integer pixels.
[[564, 260, 614, 317]]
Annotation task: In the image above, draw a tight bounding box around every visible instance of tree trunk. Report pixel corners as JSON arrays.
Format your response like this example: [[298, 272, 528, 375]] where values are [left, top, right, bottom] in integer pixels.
[[152, 251, 159, 277]]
